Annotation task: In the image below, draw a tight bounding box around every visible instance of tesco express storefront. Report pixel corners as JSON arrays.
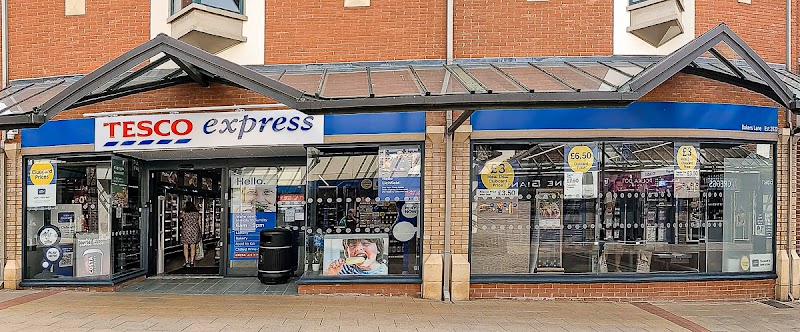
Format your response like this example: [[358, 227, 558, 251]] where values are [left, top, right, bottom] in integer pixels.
[[19, 108, 425, 287]]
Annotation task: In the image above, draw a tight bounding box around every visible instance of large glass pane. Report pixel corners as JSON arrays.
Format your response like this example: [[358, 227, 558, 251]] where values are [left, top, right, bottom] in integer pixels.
[[321, 71, 370, 98], [537, 64, 614, 92], [470, 140, 775, 277], [305, 145, 421, 276], [413, 68, 469, 95], [25, 157, 113, 280], [471, 142, 600, 274], [702, 143, 774, 273], [280, 73, 324, 95], [370, 69, 423, 97], [494, 65, 573, 92], [463, 67, 526, 93], [111, 157, 142, 274], [571, 63, 632, 87]]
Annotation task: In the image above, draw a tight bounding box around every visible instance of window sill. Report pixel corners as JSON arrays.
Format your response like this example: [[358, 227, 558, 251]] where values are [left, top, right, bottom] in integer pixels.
[[471, 272, 777, 284], [20, 269, 146, 287], [167, 3, 247, 23], [297, 275, 421, 285]]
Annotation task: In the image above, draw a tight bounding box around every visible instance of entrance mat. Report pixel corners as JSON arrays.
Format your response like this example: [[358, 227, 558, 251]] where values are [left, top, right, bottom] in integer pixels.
[[168, 266, 220, 275]]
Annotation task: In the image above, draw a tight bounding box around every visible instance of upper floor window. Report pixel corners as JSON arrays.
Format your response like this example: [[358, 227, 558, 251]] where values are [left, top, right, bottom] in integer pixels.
[[171, 0, 243, 15]]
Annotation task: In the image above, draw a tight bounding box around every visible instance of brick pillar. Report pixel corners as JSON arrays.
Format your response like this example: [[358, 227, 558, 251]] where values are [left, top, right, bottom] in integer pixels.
[[422, 111, 472, 300], [3, 141, 22, 289]]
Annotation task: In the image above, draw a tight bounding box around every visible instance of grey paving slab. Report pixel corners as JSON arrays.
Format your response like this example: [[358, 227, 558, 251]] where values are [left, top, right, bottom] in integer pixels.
[[9, 290, 800, 331]]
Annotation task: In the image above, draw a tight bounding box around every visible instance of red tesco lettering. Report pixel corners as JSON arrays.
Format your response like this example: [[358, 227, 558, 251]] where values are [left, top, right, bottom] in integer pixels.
[[104, 119, 193, 138]]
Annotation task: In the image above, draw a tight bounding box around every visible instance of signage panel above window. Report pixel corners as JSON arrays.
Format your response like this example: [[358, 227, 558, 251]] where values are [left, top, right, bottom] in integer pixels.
[[94, 110, 323, 152]]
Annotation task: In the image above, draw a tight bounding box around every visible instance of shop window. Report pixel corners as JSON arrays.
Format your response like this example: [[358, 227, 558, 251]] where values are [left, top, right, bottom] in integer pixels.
[[228, 166, 306, 275], [470, 141, 775, 276], [25, 155, 142, 281], [305, 145, 422, 277]]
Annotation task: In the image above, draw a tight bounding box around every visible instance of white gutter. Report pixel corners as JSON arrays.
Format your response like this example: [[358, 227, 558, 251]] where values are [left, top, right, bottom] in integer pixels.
[[442, 110, 453, 302], [1, 0, 7, 89], [787, 0, 791, 73], [446, 0, 453, 64], [787, 0, 795, 300], [442, 0, 455, 302], [0, 0, 7, 286]]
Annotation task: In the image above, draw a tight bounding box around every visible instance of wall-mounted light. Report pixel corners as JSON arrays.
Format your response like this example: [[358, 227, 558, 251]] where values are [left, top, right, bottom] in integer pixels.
[[5, 129, 18, 141]]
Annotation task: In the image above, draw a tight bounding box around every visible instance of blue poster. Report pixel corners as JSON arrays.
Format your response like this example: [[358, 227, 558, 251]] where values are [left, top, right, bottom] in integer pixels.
[[378, 146, 421, 200], [230, 212, 276, 260], [229, 168, 280, 261]]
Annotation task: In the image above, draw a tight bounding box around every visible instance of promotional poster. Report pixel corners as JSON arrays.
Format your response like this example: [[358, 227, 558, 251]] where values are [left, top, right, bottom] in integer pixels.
[[378, 146, 421, 200], [323, 234, 389, 276], [563, 144, 599, 199], [475, 159, 519, 198], [27, 159, 57, 209], [229, 169, 278, 260], [75, 232, 111, 278], [674, 143, 700, 199]]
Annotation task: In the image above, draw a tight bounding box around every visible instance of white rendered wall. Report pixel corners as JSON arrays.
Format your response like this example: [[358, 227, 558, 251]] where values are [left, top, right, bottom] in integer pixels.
[[613, 0, 696, 55], [150, 0, 266, 65]]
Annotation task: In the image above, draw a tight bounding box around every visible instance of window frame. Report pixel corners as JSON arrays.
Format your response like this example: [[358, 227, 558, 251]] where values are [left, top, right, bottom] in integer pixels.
[[298, 142, 425, 284], [170, 0, 245, 16], [468, 138, 778, 283], [20, 153, 148, 286]]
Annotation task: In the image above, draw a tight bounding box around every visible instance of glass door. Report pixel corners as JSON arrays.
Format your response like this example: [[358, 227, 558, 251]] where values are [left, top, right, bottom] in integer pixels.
[[227, 166, 306, 276]]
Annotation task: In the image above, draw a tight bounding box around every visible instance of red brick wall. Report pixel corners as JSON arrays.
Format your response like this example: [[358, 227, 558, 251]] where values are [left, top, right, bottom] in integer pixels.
[[53, 83, 277, 120], [7, 0, 149, 80], [471, 280, 775, 301], [298, 283, 421, 297], [695, 0, 787, 65], [264, 0, 446, 64], [454, 0, 612, 58], [639, 73, 785, 127]]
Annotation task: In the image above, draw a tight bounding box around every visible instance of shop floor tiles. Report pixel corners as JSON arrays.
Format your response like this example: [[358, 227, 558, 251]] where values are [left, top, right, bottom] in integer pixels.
[[118, 277, 299, 295]]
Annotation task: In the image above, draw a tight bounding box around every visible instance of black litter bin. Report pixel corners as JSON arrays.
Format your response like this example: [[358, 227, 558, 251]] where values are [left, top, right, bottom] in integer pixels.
[[258, 228, 295, 284]]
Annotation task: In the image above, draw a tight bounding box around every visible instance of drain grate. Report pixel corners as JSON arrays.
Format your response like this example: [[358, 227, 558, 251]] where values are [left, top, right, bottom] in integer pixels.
[[760, 300, 794, 309]]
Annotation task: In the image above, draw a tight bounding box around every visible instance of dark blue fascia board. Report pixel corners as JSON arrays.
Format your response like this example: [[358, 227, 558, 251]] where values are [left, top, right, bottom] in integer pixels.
[[323, 112, 426, 135], [297, 275, 422, 285], [21, 118, 94, 148], [471, 272, 777, 284], [471, 102, 778, 133]]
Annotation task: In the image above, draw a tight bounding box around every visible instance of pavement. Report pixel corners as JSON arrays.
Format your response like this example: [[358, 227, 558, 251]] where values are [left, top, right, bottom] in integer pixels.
[[0, 290, 799, 331]]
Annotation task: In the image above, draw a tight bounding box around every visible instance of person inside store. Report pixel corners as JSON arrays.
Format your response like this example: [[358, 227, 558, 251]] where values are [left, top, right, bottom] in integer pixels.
[[338, 208, 358, 227], [180, 201, 201, 268], [326, 238, 388, 275]]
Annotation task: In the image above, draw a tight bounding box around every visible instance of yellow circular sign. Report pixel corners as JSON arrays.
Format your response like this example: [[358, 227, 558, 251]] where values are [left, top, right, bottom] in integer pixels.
[[567, 146, 594, 173], [480, 161, 515, 189], [740, 255, 750, 271], [676, 145, 698, 171], [29, 161, 54, 186]]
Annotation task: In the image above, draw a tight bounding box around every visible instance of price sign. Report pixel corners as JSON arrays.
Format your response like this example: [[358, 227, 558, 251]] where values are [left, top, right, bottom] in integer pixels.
[[567, 145, 594, 173], [676, 145, 698, 171], [480, 161, 515, 190]]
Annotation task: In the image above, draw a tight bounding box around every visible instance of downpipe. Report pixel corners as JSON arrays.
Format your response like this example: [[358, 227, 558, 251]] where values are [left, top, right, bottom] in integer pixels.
[[443, 110, 453, 302], [1, 0, 7, 88]]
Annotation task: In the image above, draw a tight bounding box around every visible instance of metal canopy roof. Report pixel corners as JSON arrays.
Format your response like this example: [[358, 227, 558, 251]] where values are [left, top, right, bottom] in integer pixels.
[[0, 23, 796, 130]]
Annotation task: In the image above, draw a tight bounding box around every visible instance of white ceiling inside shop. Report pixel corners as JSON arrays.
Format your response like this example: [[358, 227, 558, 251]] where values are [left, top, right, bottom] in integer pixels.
[[118, 146, 307, 161]]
